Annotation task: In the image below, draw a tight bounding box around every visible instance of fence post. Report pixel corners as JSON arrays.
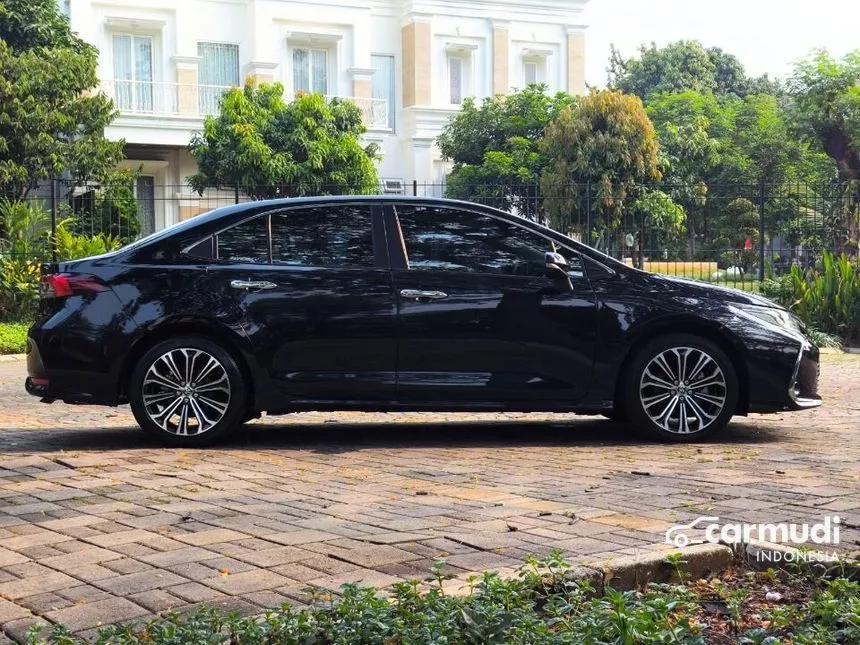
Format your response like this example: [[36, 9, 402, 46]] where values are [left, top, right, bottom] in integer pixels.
[[412, 179, 418, 197], [234, 184, 240, 205], [758, 181, 766, 282], [585, 182, 592, 248], [50, 178, 58, 263]]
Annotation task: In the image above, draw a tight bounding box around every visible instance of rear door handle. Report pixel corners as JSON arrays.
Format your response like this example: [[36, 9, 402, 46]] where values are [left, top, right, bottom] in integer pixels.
[[230, 279, 277, 290], [400, 289, 448, 300]]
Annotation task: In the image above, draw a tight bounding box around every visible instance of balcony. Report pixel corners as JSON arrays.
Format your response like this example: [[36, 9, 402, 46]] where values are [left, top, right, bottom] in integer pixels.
[[101, 80, 389, 130]]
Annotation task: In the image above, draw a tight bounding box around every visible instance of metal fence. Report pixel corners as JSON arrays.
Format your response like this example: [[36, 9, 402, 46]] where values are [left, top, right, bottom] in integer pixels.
[[4, 178, 858, 291]]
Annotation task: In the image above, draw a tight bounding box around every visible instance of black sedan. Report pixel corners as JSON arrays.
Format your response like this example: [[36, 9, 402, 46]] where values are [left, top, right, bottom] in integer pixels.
[[26, 196, 821, 445]]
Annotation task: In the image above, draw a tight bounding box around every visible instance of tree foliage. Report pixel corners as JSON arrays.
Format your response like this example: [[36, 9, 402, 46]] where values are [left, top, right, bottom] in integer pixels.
[[188, 83, 380, 199], [438, 85, 576, 219], [608, 40, 780, 101], [540, 91, 661, 234], [789, 50, 860, 182], [0, 0, 123, 199]]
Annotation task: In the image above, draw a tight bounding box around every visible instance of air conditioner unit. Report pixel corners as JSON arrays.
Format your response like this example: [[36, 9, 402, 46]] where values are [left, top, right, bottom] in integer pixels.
[[382, 178, 405, 194]]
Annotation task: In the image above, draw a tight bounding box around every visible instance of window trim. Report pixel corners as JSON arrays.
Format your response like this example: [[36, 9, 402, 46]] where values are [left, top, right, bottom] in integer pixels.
[[387, 203, 593, 280]]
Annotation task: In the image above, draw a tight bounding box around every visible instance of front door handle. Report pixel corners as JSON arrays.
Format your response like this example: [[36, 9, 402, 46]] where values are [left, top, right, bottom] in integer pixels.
[[230, 279, 278, 290], [400, 289, 448, 300]]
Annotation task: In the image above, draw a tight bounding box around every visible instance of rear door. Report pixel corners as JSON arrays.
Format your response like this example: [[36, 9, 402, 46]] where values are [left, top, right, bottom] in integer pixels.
[[201, 202, 397, 404], [385, 203, 599, 405]]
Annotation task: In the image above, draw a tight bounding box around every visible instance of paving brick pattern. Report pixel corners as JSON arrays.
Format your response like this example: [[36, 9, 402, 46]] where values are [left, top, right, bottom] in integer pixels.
[[1, 354, 858, 640]]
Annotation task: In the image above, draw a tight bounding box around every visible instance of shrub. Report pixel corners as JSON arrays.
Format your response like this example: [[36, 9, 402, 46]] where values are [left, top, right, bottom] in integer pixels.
[[54, 218, 121, 260], [789, 253, 860, 343], [66, 174, 141, 245], [0, 258, 39, 321], [0, 322, 28, 353]]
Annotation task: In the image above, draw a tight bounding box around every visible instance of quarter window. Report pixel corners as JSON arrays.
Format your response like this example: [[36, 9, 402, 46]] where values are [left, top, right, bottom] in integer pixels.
[[394, 205, 582, 277], [271, 205, 375, 268], [216, 216, 269, 263]]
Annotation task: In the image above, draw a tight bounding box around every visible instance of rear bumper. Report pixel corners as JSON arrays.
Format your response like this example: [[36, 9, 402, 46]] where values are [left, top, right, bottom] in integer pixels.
[[25, 333, 118, 405]]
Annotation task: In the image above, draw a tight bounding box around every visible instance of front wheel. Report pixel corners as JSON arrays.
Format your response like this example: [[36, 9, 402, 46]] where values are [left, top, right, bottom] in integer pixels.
[[129, 337, 247, 446], [624, 334, 738, 442]]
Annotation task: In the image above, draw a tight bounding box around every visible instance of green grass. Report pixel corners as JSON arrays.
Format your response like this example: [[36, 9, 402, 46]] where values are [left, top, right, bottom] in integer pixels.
[[0, 322, 29, 354]]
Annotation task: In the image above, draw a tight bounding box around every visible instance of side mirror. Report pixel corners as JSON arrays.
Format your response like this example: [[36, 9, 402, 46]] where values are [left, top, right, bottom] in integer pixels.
[[545, 251, 568, 279]]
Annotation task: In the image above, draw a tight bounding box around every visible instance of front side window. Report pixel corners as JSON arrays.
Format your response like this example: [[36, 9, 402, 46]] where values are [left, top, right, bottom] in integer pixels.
[[271, 205, 375, 268], [112, 34, 153, 111], [293, 48, 328, 94], [394, 205, 582, 277], [216, 216, 269, 263], [198, 42, 239, 113]]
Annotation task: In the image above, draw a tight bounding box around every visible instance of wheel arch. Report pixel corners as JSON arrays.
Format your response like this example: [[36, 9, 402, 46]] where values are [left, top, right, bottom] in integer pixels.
[[612, 318, 750, 416], [117, 317, 258, 408]]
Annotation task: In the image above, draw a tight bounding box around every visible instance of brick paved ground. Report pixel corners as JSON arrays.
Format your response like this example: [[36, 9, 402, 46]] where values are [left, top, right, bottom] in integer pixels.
[[0, 354, 858, 640]]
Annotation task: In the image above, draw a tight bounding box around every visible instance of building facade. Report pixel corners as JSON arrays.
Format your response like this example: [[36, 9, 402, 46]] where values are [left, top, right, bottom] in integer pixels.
[[64, 0, 590, 231]]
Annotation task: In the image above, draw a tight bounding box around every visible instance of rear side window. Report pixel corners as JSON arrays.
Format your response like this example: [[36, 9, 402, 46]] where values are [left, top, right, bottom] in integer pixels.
[[271, 205, 375, 268], [216, 216, 269, 263]]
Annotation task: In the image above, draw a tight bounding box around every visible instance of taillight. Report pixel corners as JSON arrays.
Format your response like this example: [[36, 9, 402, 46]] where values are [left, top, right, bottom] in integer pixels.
[[40, 274, 108, 299]]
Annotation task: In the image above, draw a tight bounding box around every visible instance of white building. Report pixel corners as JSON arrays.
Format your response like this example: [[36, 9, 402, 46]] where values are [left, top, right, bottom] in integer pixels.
[[63, 0, 590, 232]]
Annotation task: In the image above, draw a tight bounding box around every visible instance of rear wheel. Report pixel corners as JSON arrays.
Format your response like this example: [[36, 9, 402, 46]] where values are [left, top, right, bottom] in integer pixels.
[[624, 334, 738, 442], [129, 337, 247, 446]]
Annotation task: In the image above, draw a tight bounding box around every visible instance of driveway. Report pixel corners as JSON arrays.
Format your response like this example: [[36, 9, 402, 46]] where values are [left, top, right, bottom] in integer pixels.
[[0, 354, 858, 640]]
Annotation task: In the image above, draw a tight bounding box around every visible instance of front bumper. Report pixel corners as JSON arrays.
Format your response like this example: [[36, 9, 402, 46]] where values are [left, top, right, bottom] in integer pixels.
[[788, 342, 822, 409]]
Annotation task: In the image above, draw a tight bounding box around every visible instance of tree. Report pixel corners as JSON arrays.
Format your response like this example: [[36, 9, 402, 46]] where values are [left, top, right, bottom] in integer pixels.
[[608, 40, 778, 102], [788, 50, 860, 252], [632, 189, 686, 266], [0, 0, 123, 199], [540, 91, 661, 241], [188, 83, 380, 199], [437, 85, 576, 220], [789, 50, 860, 183]]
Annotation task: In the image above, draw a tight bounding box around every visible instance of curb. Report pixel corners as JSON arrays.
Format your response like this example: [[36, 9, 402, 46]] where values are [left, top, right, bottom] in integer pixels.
[[734, 540, 860, 577], [0, 354, 25, 362], [587, 543, 733, 591]]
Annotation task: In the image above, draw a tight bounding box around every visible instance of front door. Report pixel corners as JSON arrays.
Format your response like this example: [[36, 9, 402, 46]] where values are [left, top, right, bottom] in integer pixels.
[[386, 203, 598, 405], [204, 202, 397, 404]]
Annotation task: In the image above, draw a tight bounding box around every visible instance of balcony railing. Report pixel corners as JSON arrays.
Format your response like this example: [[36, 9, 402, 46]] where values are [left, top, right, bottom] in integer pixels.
[[101, 80, 389, 129]]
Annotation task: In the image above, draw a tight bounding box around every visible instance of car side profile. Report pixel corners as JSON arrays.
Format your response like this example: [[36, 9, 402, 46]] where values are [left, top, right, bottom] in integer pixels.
[[26, 196, 821, 446]]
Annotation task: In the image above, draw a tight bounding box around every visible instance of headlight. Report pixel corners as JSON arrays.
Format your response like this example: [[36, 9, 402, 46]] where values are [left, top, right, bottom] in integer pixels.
[[729, 304, 806, 337]]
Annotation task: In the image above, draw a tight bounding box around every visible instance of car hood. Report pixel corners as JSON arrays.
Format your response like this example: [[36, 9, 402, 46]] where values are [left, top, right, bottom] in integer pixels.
[[644, 273, 783, 309]]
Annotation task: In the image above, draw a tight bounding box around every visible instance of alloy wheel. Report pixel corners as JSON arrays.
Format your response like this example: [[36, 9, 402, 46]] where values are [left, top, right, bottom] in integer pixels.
[[639, 346, 727, 434], [141, 348, 231, 436]]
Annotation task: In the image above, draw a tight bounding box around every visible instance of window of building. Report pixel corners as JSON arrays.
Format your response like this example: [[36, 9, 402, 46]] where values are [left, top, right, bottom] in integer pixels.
[[394, 205, 582, 277], [112, 34, 153, 111], [371, 54, 395, 130], [198, 43, 240, 112], [292, 48, 328, 94], [271, 205, 375, 268], [447, 54, 470, 105], [522, 55, 547, 87], [216, 216, 270, 264]]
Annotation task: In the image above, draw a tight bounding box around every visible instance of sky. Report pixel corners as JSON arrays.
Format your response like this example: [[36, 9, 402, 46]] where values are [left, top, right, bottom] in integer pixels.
[[583, 0, 860, 88]]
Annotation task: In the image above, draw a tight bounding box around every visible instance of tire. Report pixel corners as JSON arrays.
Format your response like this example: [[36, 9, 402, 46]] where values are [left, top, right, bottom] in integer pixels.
[[624, 334, 738, 442], [129, 336, 247, 446]]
